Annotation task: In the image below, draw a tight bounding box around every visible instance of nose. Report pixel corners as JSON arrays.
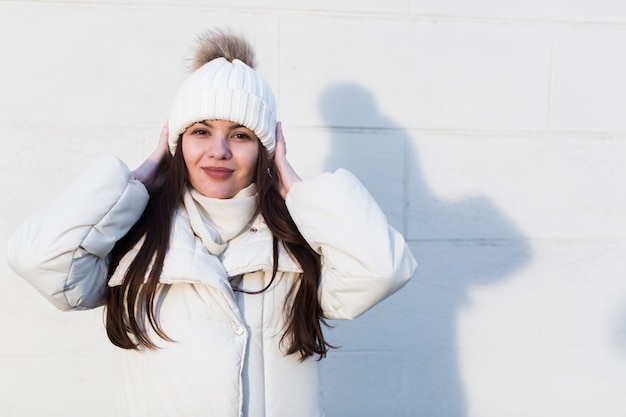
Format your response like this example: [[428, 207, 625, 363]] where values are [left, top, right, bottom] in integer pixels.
[[208, 135, 232, 159]]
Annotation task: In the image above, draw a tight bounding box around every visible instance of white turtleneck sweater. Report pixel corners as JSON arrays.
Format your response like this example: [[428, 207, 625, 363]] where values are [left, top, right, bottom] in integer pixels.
[[183, 183, 258, 257]]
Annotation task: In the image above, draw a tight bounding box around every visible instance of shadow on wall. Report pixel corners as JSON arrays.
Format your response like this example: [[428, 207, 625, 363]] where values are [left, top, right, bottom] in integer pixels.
[[318, 82, 532, 417]]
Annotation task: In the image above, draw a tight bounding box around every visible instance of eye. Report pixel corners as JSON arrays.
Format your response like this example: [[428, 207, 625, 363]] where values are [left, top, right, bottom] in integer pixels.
[[232, 132, 252, 140], [191, 128, 209, 136]]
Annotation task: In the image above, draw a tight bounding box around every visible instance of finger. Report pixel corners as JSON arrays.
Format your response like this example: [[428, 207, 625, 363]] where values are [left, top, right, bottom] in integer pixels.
[[275, 121, 283, 143], [158, 122, 170, 152], [160, 122, 169, 141], [275, 121, 286, 154]]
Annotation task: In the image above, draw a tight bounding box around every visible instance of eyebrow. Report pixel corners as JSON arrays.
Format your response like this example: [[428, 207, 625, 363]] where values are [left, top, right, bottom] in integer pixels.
[[198, 121, 246, 130]]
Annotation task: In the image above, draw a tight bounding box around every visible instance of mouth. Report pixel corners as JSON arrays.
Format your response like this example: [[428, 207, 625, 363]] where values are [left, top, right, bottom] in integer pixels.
[[201, 167, 234, 179]]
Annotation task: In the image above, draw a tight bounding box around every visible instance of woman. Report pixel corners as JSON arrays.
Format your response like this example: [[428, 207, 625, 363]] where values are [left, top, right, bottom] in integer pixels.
[[7, 30, 416, 416]]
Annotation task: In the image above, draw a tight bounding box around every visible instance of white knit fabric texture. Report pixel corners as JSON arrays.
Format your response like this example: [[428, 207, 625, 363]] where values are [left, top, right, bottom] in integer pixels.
[[168, 57, 276, 154]]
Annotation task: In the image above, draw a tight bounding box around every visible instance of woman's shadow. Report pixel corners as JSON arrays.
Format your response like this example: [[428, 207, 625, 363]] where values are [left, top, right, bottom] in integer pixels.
[[318, 83, 532, 417]]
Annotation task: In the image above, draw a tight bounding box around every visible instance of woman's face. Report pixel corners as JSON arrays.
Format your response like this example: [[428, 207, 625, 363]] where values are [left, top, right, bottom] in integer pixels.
[[182, 120, 260, 198]]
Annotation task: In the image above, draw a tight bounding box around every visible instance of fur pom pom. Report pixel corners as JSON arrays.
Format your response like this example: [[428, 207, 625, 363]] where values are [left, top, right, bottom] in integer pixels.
[[190, 29, 256, 72]]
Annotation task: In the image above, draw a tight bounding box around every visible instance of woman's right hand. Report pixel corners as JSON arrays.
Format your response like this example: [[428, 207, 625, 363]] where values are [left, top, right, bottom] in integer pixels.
[[132, 122, 170, 185]]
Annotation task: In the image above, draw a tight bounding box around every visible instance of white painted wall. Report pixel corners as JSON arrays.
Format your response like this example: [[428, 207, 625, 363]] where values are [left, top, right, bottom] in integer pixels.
[[1, 1, 625, 416]]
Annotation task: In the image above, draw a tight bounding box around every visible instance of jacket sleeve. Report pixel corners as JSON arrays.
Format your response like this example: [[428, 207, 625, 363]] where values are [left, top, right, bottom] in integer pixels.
[[285, 169, 417, 320], [7, 156, 149, 311]]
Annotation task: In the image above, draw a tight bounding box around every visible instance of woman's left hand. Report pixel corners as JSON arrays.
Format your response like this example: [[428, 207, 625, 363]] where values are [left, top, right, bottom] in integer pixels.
[[273, 121, 301, 199]]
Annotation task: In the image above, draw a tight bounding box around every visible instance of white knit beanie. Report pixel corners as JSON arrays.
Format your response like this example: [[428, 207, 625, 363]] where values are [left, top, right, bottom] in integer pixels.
[[168, 31, 276, 155]]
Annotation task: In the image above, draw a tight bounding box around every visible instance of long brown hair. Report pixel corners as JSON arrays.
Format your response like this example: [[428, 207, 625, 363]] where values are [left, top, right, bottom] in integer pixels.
[[105, 135, 333, 359]]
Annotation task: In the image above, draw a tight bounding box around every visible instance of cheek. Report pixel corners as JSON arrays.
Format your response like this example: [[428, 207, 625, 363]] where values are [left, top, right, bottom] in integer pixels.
[[180, 139, 198, 182], [180, 144, 191, 170], [181, 139, 201, 164], [241, 146, 260, 175]]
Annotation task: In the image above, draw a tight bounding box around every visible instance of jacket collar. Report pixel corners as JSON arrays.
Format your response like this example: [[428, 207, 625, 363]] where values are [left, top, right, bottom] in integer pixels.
[[108, 209, 303, 292]]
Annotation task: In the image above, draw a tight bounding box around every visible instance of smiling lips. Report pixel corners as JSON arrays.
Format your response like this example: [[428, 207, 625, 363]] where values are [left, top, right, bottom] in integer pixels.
[[202, 167, 234, 179]]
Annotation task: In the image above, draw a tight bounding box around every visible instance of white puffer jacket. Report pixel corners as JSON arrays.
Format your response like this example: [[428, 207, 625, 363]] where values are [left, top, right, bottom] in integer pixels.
[[7, 156, 417, 417]]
